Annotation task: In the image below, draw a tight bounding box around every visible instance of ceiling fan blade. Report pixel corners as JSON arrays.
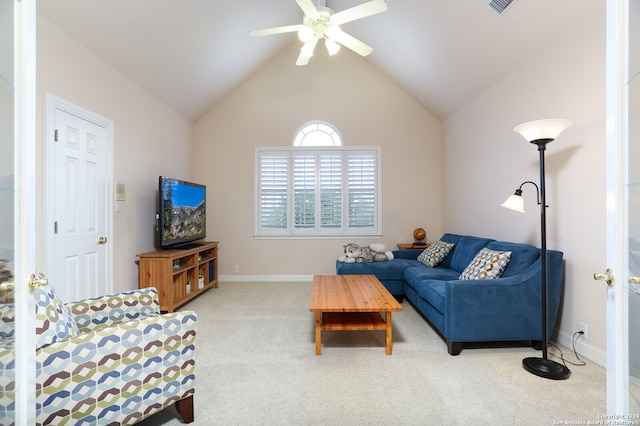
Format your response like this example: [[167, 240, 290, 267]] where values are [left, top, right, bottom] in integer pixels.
[[295, 0, 320, 20], [330, 0, 387, 25], [296, 52, 312, 66], [249, 24, 305, 37], [330, 29, 373, 57], [296, 37, 319, 66]]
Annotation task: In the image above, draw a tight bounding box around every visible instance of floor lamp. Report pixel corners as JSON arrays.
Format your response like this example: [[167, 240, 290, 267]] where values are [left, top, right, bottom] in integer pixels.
[[501, 118, 572, 380]]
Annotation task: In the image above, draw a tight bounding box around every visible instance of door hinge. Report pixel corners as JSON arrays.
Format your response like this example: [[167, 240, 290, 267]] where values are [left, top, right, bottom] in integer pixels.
[[54, 129, 58, 142], [54, 221, 58, 234]]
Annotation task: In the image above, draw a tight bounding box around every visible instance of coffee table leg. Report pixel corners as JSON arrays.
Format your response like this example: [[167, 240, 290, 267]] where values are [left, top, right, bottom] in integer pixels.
[[315, 312, 322, 356], [386, 312, 393, 355]]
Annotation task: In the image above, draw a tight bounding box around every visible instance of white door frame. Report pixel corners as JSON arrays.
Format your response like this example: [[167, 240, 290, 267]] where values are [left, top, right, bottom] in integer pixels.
[[14, 0, 37, 423], [44, 93, 114, 297], [605, 0, 630, 414]]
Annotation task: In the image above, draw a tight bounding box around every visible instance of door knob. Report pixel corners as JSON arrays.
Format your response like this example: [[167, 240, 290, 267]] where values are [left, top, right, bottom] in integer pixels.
[[28, 272, 49, 293], [594, 268, 614, 287], [98, 236, 108, 245]]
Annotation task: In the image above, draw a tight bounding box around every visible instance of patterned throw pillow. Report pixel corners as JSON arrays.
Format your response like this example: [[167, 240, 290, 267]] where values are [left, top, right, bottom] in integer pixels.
[[417, 240, 455, 267], [33, 274, 79, 349], [459, 248, 512, 280]]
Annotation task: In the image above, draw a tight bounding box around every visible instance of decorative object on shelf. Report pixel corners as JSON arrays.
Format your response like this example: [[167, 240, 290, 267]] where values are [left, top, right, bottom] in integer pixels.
[[198, 275, 204, 290], [501, 118, 572, 380], [413, 228, 426, 245], [186, 282, 191, 295], [173, 259, 180, 269]]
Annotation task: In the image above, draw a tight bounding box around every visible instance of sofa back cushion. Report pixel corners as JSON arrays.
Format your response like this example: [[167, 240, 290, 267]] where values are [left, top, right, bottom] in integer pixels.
[[486, 241, 539, 277], [438, 233, 463, 269], [446, 235, 495, 272]]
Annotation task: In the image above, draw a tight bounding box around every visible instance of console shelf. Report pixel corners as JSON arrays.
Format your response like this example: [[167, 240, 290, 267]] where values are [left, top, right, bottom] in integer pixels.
[[137, 241, 218, 312]]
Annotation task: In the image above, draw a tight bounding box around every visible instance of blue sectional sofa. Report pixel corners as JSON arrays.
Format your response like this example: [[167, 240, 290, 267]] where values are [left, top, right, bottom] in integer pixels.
[[336, 233, 564, 355]]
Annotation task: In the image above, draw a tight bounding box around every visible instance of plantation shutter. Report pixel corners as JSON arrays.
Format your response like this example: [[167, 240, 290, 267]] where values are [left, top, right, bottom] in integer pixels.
[[319, 153, 342, 231], [347, 150, 377, 232], [257, 150, 289, 234], [293, 153, 316, 231], [255, 147, 380, 236]]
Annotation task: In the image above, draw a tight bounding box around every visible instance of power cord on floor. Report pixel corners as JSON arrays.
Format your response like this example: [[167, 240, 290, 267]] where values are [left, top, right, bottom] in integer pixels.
[[548, 331, 587, 367]]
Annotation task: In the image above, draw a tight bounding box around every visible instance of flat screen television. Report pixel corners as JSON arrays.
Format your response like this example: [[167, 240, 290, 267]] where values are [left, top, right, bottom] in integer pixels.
[[158, 176, 206, 249]]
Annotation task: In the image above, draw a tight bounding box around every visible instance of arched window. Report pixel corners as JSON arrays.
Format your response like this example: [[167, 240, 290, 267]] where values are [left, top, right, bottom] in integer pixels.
[[255, 120, 380, 237], [293, 121, 342, 147]]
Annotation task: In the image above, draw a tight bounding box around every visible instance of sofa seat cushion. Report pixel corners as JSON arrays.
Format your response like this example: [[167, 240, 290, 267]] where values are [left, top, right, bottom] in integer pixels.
[[336, 259, 422, 281], [486, 241, 539, 277], [406, 278, 448, 314], [404, 266, 460, 314]]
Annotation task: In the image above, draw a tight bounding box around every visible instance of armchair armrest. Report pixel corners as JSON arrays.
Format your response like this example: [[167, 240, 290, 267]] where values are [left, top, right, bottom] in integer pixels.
[[66, 287, 160, 332], [36, 310, 197, 425]]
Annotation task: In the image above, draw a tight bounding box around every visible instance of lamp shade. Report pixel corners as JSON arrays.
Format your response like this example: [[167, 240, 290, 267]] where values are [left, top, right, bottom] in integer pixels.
[[514, 119, 572, 142], [501, 193, 526, 213]]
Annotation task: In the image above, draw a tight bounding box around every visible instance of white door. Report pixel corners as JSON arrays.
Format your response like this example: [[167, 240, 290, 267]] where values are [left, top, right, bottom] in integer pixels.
[[602, 0, 639, 414], [46, 95, 113, 303], [0, 0, 37, 424]]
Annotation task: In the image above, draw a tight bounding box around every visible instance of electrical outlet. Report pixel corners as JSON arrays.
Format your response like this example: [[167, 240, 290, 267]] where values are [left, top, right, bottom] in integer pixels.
[[233, 265, 239, 273], [579, 322, 588, 338]]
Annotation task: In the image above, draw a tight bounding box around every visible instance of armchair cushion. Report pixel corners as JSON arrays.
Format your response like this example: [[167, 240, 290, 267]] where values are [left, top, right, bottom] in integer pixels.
[[34, 278, 78, 349]]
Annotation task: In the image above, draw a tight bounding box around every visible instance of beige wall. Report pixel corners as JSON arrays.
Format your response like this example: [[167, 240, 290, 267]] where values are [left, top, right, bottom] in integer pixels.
[[193, 42, 442, 277], [36, 18, 193, 292], [35, 4, 610, 359], [443, 6, 607, 354]]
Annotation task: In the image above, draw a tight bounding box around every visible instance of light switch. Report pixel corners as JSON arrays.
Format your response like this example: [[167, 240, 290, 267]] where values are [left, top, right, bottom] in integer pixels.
[[115, 182, 126, 201]]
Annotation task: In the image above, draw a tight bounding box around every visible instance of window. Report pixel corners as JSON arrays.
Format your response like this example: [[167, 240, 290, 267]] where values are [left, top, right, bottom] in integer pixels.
[[255, 122, 381, 237], [293, 121, 343, 147]]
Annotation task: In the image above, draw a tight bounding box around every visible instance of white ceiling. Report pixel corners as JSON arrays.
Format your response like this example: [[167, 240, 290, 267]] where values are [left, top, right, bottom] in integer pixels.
[[37, 0, 602, 122]]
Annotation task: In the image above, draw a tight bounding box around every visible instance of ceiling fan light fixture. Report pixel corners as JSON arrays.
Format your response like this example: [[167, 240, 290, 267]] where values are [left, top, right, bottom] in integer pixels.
[[325, 38, 340, 56], [298, 26, 314, 42]]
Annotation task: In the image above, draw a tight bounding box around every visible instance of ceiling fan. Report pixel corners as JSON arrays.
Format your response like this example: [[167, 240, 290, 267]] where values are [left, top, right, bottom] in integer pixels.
[[249, 0, 388, 66]]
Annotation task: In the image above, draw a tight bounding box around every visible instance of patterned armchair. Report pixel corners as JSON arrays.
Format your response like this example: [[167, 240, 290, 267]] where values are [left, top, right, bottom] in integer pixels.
[[0, 282, 197, 425]]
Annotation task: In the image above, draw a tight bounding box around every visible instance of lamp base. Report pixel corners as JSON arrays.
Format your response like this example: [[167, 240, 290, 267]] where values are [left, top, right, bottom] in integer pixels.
[[522, 357, 571, 380]]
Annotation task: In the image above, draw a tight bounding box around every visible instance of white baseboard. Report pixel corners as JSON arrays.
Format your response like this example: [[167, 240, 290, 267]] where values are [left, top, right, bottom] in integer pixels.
[[218, 274, 313, 283], [553, 329, 606, 369]]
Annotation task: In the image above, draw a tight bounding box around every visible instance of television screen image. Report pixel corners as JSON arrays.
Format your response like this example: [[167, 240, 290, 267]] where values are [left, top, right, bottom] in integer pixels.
[[158, 176, 206, 248]]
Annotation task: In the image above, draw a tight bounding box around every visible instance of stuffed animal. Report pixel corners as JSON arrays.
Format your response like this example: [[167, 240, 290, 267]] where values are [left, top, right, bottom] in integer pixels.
[[337, 243, 394, 263]]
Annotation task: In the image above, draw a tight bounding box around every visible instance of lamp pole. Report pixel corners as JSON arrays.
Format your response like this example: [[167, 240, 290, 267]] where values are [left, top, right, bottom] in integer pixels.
[[521, 138, 571, 380]]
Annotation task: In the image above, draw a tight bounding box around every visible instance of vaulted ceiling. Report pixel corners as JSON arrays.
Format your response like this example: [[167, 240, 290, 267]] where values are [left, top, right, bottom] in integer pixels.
[[37, 0, 601, 122]]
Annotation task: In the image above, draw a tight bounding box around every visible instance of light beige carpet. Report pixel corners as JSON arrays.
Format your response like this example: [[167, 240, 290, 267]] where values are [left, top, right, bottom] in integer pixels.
[[139, 281, 608, 425]]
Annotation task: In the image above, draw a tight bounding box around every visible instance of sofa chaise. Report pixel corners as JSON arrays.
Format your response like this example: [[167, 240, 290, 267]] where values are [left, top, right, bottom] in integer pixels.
[[336, 233, 564, 355]]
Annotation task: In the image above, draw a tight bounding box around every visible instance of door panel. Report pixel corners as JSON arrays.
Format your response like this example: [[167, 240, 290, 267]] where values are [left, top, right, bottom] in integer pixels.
[[50, 104, 111, 303]]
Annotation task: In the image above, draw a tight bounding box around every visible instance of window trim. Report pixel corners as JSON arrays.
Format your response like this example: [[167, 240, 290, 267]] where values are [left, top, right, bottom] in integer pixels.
[[254, 146, 382, 238]]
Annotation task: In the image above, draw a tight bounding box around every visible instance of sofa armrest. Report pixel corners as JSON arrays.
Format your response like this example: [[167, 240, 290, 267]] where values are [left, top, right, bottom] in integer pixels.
[[392, 249, 423, 260], [444, 250, 563, 342], [66, 287, 161, 332]]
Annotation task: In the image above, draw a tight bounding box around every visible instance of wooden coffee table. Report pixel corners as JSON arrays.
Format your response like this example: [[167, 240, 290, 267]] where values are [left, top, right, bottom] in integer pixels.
[[310, 274, 403, 355]]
